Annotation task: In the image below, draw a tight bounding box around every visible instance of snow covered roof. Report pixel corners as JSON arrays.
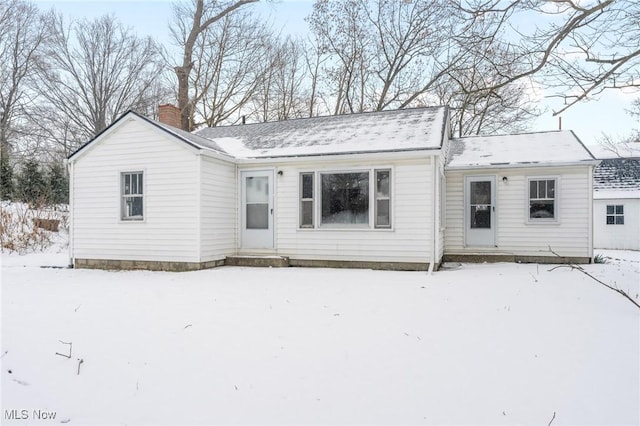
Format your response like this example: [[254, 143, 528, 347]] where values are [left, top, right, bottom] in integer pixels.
[[447, 130, 596, 169], [194, 106, 448, 159], [151, 119, 229, 156], [593, 158, 640, 199]]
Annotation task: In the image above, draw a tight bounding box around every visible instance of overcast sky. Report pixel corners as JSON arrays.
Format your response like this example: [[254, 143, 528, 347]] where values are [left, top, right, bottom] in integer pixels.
[[35, 0, 639, 154]]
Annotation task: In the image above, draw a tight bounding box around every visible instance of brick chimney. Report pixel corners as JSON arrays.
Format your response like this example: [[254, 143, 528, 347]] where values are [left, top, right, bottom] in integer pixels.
[[158, 104, 181, 128]]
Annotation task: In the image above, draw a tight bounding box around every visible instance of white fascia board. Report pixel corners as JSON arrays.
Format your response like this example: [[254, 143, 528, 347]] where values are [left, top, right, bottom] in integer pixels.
[[234, 149, 442, 165], [197, 148, 237, 163], [69, 113, 203, 164], [445, 160, 600, 171]]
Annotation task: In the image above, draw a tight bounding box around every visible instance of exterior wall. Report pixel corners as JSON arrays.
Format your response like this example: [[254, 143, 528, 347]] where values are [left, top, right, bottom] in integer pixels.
[[200, 155, 237, 261], [593, 198, 640, 250], [239, 154, 437, 264], [444, 165, 593, 259], [71, 118, 200, 263]]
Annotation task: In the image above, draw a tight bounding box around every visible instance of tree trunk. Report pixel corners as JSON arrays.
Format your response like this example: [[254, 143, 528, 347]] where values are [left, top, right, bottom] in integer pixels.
[[175, 0, 259, 131]]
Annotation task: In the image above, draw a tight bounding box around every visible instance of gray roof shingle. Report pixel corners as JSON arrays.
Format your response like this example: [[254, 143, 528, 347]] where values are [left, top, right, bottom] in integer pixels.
[[194, 106, 448, 158], [594, 158, 640, 191]]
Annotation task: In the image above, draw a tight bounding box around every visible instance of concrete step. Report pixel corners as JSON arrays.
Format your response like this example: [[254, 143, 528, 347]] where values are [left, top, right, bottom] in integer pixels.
[[225, 256, 290, 268]]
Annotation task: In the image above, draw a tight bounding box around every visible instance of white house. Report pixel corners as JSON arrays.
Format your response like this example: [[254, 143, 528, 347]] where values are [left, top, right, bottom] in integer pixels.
[[593, 158, 640, 250], [67, 106, 598, 271]]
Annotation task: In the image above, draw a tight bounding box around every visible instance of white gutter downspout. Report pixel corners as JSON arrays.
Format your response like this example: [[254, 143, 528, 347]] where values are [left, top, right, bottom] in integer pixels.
[[428, 155, 437, 275], [67, 159, 74, 268]]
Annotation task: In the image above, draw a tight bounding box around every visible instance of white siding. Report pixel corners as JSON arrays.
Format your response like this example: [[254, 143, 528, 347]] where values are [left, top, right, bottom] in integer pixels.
[[593, 198, 640, 250], [71, 118, 200, 262], [240, 155, 436, 263], [445, 166, 593, 258], [200, 155, 237, 260]]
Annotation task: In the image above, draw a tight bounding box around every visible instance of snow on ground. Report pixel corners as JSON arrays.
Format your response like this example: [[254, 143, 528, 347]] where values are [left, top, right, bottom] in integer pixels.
[[1, 249, 639, 425]]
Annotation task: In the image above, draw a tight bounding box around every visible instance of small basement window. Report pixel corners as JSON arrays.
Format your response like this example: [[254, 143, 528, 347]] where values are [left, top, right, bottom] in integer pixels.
[[121, 171, 143, 220], [606, 205, 624, 225], [528, 178, 557, 221]]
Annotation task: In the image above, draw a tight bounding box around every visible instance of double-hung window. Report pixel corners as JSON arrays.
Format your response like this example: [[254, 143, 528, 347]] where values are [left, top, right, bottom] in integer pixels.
[[299, 169, 391, 229], [374, 169, 391, 228], [300, 173, 314, 228], [528, 178, 556, 221], [606, 205, 624, 225], [121, 172, 144, 220]]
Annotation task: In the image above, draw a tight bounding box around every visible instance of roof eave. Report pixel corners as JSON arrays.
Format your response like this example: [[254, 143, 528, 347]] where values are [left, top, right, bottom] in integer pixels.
[[234, 147, 442, 164], [445, 159, 600, 171]]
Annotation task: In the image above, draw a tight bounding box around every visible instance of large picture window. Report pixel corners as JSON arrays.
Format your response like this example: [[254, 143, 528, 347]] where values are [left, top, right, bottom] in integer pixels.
[[299, 169, 392, 229], [606, 205, 624, 225], [121, 171, 143, 220], [529, 178, 556, 221], [321, 172, 369, 225]]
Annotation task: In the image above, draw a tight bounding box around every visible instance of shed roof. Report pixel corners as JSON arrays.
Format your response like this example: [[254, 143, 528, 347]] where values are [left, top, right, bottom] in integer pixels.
[[194, 106, 448, 159], [593, 157, 640, 199], [447, 130, 596, 168]]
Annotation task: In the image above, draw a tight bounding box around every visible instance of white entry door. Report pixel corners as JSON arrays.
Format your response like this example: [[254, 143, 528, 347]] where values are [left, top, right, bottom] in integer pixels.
[[465, 176, 496, 246], [241, 170, 274, 249]]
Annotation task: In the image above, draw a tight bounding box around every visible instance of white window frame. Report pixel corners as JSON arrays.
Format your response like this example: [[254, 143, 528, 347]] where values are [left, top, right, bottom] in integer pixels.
[[606, 204, 624, 225], [298, 167, 393, 230], [319, 170, 370, 228], [527, 176, 559, 224], [374, 169, 391, 229], [121, 171, 144, 221], [299, 172, 314, 228]]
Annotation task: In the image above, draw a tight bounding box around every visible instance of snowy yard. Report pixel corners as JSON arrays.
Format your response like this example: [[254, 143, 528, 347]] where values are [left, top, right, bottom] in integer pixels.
[[1, 248, 639, 425]]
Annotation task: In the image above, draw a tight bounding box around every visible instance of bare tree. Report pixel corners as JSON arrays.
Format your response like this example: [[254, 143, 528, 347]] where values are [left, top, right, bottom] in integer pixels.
[[0, 0, 47, 159], [306, 0, 539, 135], [250, 36, 309, 122], [303, 37, 329, 118], [363, 0, 454, 111], [307, 0, 373, 114], [170, 0, 259, 131], [599, 99, 640, 157], [455, 0, 640, 115], [34, 13, 167, 147], [190, 11, 272, 127]]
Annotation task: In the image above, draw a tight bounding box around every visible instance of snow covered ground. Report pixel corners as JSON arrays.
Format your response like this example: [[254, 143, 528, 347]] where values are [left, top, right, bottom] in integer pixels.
[[1, 248, 638, 425]]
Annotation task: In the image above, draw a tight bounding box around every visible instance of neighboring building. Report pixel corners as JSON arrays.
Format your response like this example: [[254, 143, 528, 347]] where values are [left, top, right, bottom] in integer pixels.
[[66, 106, 598, 271], [593, 158, 640, 250]]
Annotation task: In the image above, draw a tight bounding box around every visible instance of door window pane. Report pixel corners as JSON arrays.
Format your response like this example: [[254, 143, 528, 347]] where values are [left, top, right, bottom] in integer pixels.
[[470, 205, 491, 228], [247, 204, 268, 229], [470, 180, 491, 229], [471, 181, 491, 205], [246, 177, 268, 203], [246, 176, 269, 229]]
